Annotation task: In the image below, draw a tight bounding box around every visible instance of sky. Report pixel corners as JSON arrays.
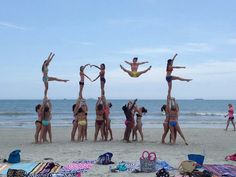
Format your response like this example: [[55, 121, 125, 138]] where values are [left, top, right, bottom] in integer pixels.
[[0, 0, 236, 99]]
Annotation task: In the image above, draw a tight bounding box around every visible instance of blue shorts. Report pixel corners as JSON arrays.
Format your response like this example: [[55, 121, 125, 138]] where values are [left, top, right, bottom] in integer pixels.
[[42, 120, 50, 126], [169, 121, 177, 127], [43, 76, 48, 82], [166, 76, 172, 82]]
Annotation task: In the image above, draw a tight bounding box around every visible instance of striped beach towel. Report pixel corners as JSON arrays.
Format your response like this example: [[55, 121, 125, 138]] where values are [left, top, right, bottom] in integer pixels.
[[204, 164, 236, 177], [29, 162, 62, 174]]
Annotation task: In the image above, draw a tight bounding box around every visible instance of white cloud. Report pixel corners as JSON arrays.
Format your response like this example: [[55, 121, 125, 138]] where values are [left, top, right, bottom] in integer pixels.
[[0, 21, 25, 30], [120, 42, 213, 55]]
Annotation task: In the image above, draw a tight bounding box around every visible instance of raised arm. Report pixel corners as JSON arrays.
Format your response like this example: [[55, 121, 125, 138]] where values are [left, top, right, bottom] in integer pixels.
[[83, 64, 90, 69], [125, 61, 132, 65], [46, 52, 55, 65], [172, 53, 178, 61], [90, 65, 101, 70], [129, 99, 138, 111]]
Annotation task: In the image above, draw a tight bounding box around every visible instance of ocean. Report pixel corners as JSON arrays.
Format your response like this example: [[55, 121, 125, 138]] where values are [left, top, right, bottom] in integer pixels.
[[0, 99, 235, 129]]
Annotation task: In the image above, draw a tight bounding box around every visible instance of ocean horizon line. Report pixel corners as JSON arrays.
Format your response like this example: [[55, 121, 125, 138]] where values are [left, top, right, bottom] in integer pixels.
[[0, 98, 235, 101]]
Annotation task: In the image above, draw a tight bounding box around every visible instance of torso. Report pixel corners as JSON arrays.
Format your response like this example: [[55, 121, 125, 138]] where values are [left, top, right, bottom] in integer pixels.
[[96, 109, 104, 121], [131, 63, 138, 72], [229, 107, 234, 117], [166, 65, 173, 76], [80, 71, 85, 82]]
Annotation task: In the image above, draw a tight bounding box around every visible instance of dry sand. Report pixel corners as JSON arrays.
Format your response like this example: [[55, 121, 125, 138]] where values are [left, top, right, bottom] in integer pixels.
[[0, 127, 235, 176]]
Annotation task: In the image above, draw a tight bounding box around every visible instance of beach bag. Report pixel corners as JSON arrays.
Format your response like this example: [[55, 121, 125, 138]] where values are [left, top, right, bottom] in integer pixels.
[[8, 150, 21, 163], [178, 160, 197, 174], [140, 150, 157, 173], [7, 169, 27, 177], [97, 152, 113, 165]]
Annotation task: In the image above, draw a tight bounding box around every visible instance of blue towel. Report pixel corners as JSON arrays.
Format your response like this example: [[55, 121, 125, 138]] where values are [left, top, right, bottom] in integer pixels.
[[1, 162, 38, 174], [156, 160, 175, 171]]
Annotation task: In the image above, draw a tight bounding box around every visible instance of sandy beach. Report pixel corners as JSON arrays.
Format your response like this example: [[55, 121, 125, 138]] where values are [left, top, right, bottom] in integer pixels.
[[0, 127, 235, 176]]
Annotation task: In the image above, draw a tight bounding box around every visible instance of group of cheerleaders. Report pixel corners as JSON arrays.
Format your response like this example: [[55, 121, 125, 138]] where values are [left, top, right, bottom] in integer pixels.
[[34, 52, 193, 145]]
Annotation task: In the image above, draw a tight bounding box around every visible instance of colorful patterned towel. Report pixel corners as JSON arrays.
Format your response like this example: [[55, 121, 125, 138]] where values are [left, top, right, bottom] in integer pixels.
[[204, 164, 236, 177], [0, 163, 37, 175], [118, 161, 140, 172], [60, 162, 94, 173], [29, 162, 62, 175]]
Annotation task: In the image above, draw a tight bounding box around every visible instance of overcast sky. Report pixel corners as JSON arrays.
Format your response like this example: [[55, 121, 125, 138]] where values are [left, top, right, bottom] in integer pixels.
[[0, 0, 236, 99]]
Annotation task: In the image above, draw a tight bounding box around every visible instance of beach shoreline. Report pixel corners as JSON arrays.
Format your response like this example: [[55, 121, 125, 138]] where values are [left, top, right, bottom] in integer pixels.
[[0, 127, 235, 176]]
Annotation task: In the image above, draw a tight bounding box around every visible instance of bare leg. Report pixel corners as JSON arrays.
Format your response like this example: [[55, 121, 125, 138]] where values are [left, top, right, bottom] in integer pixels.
[[136, 66, 152, 77], [176, 124, 188, 145], [137, 125, 143, 142], [108, 127, 113, 141], [85, 120, 88, 140], [35, 123, 41, 143], [132, 126, 138, 141], [78, 124, 82, 142], [225, 119, 230, 131], [71, 121, 78, 141], [161, 123, 169, 144], [101, 81, 105, 96], [44, 81, 49, 98], [167, 81, 172, 98], [79, 84, 84, 99], [48, 124, 52, 143], [120, 65, 133, 77], [48, 77, 69, 82], [169, 126, 176, 144], [230, 120, 236, 131], [94, 123, 99, 142], [39, 126, 45, 143]]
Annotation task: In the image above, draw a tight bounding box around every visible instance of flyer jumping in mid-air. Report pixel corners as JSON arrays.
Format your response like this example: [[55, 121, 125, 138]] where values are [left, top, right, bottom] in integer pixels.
[[120, 57, 152, 78]]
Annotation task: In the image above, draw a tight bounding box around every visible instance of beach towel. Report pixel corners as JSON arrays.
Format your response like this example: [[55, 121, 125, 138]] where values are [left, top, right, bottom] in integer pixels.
[[118, 161, 140, 172], [29, 162, 61, 175], [60, 162, 94, 174], [204, 164, 236, 177], [117, 160, 174, 172], [156, 160, 175, 171], [0, 164, 12, 174], [0, 163, 37, 175]]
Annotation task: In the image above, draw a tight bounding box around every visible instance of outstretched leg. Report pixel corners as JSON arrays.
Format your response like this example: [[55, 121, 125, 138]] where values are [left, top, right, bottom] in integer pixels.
[[136, 66, 152, 77], [48, 77, 69, 82], [120, 65, 133, 77], [171, 76, 192, 82]]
